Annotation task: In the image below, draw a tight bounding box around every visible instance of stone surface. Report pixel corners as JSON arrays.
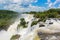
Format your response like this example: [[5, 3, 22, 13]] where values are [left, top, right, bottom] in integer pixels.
[[10, 34, 20, 40], [38, 32, 60, 40]]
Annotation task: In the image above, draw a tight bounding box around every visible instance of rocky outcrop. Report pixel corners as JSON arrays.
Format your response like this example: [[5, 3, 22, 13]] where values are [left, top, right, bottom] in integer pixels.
[[38, 32, 60, 40], [10, 34, 20, 40]]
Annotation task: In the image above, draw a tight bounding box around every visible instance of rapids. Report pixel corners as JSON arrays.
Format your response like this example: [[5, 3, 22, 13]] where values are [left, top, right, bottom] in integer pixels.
[[0, 14, 60, 40]]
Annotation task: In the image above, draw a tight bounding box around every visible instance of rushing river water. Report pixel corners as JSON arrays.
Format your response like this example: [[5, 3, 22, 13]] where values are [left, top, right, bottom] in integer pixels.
[[0, 14, 60, 40]]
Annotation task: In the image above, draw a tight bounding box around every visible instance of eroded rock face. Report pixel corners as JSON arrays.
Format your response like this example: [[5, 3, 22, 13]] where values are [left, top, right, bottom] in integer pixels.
[[39, 24, 45, 27], [38, 32, 60, 40], [39, 22, 45, 27], [10, 34, 20, 40]]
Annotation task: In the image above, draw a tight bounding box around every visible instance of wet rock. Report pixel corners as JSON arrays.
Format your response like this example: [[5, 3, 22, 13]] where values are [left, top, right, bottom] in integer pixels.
[[10, 34, 20, 40], [58, 18, 60, 20], [0, 25, 9, 31], [49, 22, 53, 24], [48, 36, 57, 40], [33, 34, 41, 40], [37, 32, 60, 40], [39, 22, 45, 27], [39, 24, 45, 27]]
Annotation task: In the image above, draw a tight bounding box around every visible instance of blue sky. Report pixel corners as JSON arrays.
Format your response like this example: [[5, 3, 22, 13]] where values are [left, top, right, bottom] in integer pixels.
[[0, 0, 60, 12]]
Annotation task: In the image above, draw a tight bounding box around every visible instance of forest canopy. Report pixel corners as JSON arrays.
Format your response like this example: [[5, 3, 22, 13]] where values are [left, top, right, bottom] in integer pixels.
[[0, 10, 19, 30], [26, 8, 60, 22]]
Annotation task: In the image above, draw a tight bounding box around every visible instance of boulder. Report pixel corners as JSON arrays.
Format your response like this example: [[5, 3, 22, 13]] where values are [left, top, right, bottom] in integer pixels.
[[10, 34, 20, 40]]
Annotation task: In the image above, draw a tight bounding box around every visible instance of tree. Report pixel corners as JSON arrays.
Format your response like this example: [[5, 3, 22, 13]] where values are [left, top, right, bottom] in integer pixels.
[[17, 18, 27, 28]]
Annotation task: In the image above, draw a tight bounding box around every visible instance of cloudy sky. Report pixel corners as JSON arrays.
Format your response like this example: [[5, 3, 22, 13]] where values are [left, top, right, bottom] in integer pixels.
[[0, 0, 60, 12]]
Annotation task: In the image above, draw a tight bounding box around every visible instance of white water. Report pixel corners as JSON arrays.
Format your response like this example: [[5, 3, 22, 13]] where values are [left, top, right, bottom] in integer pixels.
[[0, 19, 20, 40], [0, 14, 60, 40]]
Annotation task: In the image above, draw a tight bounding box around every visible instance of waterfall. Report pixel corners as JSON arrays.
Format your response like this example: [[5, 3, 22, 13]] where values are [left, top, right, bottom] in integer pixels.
[[0, 14, 60, 40], [27, 16, 34, 33], [19, 14, 35, 40], [0, 18, 20, 40]]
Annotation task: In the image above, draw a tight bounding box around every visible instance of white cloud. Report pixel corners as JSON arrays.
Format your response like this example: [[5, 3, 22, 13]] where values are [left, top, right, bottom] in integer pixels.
[[2, 0, 45, 12], [50, 0, 60, 8], [12, 0, 21, 3], [0, 0, 37, 4], [45, 0, 53, 8], [11, 0, 37, 4], [53, 0, 60, 6], [58, 5, 60, 8], [47, 0, 51, 3], [48, 3, 53, 8], [0, 0, 7, 4], [45, 0, 51, 4], [4, 4, 46, 12], [29, 5, 46, 12], [0, 0, 60, 12], [45, 0, 60, 8]]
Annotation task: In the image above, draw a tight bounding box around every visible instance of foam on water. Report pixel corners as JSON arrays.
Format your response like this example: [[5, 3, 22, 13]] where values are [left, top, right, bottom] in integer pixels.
[[0, 14, 60, 40]]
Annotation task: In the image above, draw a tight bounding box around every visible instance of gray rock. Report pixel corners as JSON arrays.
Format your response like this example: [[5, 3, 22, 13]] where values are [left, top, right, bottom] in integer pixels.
[[38, 32, 60, 40]]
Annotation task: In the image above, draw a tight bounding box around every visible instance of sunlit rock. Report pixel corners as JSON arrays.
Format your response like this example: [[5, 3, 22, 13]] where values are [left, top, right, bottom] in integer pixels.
[[37, 32, 60, 40], [33, 34, 41, 40], [10, 34, 20, 40]]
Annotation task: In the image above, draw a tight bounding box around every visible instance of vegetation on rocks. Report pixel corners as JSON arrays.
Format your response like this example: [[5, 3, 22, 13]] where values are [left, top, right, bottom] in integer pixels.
[[26, 8, 60, 20], [33, 34, 41, 40], [17, 18, 27, 29], [0, 10, 18, 30], [31, 21, 38, 26], [25, 8, 60, 26], [10, 34, 20, 40]]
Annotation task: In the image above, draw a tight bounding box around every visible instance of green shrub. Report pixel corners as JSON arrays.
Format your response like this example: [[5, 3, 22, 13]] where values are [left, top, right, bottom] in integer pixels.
[[10, 34, 20, 40], [0, 10, 18, 31], [17, 18, 27, 29], [31, 21, 38, 26]]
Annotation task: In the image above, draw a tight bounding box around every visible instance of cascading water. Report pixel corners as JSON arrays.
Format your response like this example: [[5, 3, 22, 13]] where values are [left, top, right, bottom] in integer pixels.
[[0, 14, 21, 40], [0, 18, 20, 40], [18, 14, 35, 40], [0, 14, 60, 40]]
